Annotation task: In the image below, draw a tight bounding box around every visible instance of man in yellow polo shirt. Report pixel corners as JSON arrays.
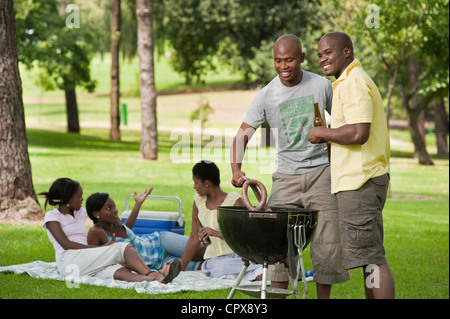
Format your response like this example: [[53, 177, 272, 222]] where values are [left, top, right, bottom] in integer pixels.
[[309, 31, 395, 299]]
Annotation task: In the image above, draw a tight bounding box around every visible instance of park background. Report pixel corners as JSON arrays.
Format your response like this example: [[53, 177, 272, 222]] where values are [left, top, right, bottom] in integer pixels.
[[0, 0, 448, 299]]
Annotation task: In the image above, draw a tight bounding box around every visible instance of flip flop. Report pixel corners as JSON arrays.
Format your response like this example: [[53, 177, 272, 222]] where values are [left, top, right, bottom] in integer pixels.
[[160, 259, 181, 284]]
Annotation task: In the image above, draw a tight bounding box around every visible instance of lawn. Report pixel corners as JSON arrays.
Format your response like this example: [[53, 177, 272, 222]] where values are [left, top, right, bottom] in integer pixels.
[[1, 130, 448, 299], [0, 55, 448, 299]]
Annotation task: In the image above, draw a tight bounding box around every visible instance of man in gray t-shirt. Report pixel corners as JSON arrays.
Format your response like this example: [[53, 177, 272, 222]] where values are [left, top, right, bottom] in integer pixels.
[[231, 34, 349, 299], [243, 69, 332, 175]]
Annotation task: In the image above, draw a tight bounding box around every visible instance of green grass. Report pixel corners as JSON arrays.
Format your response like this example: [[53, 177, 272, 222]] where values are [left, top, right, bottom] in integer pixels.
[[0, 127, 273, 299], [1, 126, 448, 299], [20, 52, 242, 97]]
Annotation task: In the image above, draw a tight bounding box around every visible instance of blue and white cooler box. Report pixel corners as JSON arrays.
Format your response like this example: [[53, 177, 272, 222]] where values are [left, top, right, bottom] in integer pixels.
[[121, 195, 185, 235]]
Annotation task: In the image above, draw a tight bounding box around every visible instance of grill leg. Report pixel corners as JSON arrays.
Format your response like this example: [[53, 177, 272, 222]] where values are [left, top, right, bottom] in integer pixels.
[[298, 254, 308, 299], [293, 224, 308, 299], [289, 270, 301, 299], [227, 260, 250, 299], [261, 261, 269, 299]]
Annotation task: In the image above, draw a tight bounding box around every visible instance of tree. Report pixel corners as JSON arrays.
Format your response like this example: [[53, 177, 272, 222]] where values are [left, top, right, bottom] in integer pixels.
[[359, 0, 449, 165], [15, 0, 97, 134], [434, 97, 449, 158], [75, 0, 138, 61], [154, 0, 315, 85], [136, 0, 158, 160], [0, 0, 42, 220], [154, 0, 221, 85], [68, 0, 137, 139], [110, 0, 121, 140]]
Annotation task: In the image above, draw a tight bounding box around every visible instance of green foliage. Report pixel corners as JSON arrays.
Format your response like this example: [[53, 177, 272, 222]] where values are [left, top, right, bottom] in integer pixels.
[[72, 0, 139, 61], [356, 0, 449, 101], [155, 0, 220, 85], [14, 0, 97, 92], [154, 0, 316, 85], [190, 96, 214, 129]]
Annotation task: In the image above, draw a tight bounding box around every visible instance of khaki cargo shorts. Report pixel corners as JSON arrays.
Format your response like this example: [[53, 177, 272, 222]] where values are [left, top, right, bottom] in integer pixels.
[[336, 173, 390, 270], [267, 166, 350, 285]]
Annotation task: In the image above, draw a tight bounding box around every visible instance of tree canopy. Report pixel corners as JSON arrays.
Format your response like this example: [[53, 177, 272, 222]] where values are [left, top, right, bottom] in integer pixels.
[[153, 0, 317, 85], [15, 0, 97, 93], [13, 0, 449, 164]]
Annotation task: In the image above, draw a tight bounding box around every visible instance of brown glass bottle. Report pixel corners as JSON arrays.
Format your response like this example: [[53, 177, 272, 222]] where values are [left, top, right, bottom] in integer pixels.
[[313, 103, 326, 143], [327, 124, 331, 162], [313, 103, 325, 127], [196, 217, 211, 247]]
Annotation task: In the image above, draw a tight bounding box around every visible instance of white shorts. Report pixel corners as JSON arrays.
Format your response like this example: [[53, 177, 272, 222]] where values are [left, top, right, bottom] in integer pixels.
[[56, 242, 129, 279]]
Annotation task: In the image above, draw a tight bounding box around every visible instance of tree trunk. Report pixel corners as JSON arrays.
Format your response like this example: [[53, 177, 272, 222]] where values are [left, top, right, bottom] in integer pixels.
[[65, 87, 80, 133], [58, 1, 81, 134], [417, 110, 426, 142], [405, 107, 433, 165], [110, 0, 121, 141], [434, 97, 449, 158], [136, 0, 158, 160], [398, 56, 434, 165], [0, 0, 42, 220], [260, 121, 275, 147]]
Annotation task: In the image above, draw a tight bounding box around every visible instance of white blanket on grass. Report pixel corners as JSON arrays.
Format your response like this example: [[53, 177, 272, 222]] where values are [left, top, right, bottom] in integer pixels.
[[0, 260, 256, 295]]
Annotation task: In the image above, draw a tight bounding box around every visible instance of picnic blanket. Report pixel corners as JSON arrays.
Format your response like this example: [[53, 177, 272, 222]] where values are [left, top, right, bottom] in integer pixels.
[[0, 260, 257, 295]]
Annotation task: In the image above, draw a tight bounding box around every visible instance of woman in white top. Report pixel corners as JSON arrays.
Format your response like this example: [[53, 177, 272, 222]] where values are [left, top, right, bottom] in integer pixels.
[[40, 177, 180, 283], [181, 161, 262, 281]]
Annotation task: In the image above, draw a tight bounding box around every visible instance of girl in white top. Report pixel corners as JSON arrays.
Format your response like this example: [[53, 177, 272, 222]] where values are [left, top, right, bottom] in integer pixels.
[[181, 161, 262, 281], [40, 177, 180, 283]]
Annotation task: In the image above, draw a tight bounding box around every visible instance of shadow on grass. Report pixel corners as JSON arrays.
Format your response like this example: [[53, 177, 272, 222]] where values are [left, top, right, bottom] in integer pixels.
[[391, 149, 414, 158], [27, 127, 446, 164], [26, 128, 179, 155], [391, 149, 449, 161]]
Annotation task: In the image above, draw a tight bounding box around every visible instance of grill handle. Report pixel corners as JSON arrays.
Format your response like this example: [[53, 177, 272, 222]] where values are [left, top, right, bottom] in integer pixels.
[[248, 212, 278, 219]]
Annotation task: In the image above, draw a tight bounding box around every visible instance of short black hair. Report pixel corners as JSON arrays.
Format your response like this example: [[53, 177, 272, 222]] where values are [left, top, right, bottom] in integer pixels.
[[38, 177, 80, 209], [320, 31, 354, 56], [192, 160, 220, 186], [86, 192, 109, 224]]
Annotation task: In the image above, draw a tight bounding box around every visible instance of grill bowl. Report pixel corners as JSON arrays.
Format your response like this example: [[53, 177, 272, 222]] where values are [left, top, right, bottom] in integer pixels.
[[217, 206, 318, 264]]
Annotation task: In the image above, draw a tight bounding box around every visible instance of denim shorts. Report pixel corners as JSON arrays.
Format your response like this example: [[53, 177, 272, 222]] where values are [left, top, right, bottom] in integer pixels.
[[159, 231, 201, 271], [336, 173, 390, 270]]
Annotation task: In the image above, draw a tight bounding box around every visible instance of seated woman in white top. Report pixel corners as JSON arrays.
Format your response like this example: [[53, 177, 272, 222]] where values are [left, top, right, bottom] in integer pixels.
[[40, 177, 180, 283], [181, 161, 262, 281]]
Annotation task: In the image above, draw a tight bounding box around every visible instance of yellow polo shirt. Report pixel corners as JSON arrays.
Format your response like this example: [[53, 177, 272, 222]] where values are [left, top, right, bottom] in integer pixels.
[[330, 59, 390, 193]]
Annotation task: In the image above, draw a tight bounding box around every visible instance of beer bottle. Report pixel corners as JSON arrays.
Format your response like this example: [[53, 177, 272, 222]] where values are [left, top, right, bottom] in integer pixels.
[[327, 125, 331, 162], [313, 103, 326, 143], [314, 103, 325, 127], [196, 217, 211, 247]]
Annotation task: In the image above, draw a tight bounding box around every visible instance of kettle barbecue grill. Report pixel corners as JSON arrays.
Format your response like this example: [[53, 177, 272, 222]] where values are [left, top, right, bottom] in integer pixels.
[[217, 179, 318, 299]]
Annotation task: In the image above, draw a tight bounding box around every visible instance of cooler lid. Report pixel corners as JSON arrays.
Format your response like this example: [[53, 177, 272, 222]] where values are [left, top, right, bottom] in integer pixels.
[[123, 194, 185, 227], [121, 210, 182, 222]]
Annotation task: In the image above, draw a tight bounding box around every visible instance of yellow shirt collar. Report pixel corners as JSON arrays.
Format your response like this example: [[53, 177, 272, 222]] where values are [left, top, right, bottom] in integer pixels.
[[332, 59, 362, 89]]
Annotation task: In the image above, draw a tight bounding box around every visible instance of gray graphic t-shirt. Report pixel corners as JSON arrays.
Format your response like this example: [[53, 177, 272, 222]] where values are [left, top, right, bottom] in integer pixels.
[[244, 70, 333, 175]]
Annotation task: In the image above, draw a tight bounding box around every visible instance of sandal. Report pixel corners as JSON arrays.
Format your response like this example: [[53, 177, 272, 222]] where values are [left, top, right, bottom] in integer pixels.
[[157, 259, 181, 284], [145, 259, 181, 284]]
